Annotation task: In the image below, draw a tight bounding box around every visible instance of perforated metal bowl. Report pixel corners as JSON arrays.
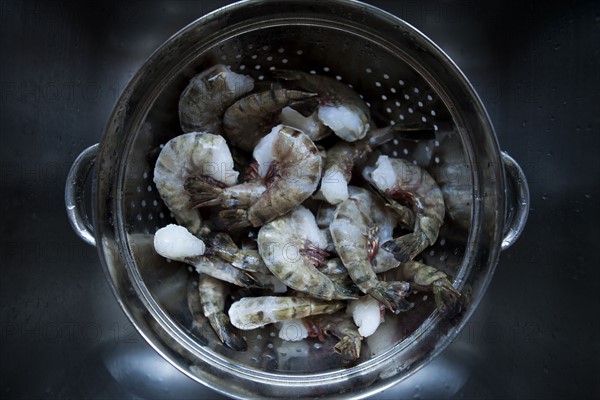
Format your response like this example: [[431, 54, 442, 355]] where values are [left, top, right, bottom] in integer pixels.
[[65, 0, 529, 398]]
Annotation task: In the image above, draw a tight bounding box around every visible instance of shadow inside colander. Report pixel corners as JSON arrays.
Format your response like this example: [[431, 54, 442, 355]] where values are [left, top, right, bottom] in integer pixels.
[[119, 23, 473, 374]]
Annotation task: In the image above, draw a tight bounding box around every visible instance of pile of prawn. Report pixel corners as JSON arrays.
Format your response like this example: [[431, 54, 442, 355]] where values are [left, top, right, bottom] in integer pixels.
[[151, 64, 465, 362]]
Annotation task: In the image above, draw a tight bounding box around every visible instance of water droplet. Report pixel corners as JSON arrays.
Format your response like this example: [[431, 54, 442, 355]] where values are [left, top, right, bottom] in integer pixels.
[[542, 193, 548, 200], [546, 151, 553, 157], [585, 194, 591, 199]]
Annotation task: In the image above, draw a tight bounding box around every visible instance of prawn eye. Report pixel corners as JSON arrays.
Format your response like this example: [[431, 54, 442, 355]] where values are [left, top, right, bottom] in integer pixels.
[[366, 225, 380, 262]]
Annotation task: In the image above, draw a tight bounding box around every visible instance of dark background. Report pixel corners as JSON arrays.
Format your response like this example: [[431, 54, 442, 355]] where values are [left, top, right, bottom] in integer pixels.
[[1, 0, 599, 398]]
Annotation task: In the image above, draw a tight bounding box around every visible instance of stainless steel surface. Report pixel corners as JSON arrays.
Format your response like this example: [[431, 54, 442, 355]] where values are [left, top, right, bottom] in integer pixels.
[[1, 0, 598, 399]]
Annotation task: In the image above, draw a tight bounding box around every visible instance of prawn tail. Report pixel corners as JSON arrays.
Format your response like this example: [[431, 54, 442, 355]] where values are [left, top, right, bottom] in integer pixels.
[[331, 282, 360, 300], [185, 175, 226, 208], [371, 281, 412, 314], [432, 279, 465, 320], [381, 232, 429, 263], [238, 271, 264, 289], [208, 312, 248, 351], [217, 209, 252, 230], [333, 335, 362, 361]]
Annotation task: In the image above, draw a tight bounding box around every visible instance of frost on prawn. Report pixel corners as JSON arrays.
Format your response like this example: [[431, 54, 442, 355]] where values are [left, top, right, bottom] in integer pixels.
[[153, 132, 239, 234], [258, 206, 357, 301]]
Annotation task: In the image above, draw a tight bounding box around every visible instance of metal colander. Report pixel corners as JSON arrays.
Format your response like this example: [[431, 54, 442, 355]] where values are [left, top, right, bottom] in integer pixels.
[[65, 0, 529, 398]]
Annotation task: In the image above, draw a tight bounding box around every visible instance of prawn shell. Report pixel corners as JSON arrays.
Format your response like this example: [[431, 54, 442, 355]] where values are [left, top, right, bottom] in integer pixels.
[[228, 296, 345, 330], [179, 64, 254, 133], [247, 127, 322, 227], [257, 206, 356, 300], [153, 132, 238, 233]]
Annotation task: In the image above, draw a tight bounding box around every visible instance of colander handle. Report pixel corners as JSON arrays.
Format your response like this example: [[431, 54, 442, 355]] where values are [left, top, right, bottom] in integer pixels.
[[500, 152, 530, 250], [65, 144, 99, 247]]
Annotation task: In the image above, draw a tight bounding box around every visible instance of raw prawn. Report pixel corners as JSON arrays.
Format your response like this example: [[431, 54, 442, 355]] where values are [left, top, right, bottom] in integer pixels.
[[154, 225, 261, 288], [212, 125, 322, 229], [319, 125, 436, 204], [304, 312, 363, 361], [398, 260, 464, 319], [273, 69, 371, 142], [222, 88, 317, 151], [196, 274, 247, 351], [179, 64, 254, 133], [228, 296, 345, 330], [366, 155, 445, 262], [153, 132, 238, 234], [257, 206, 357, 300], [329, 187, 411, 313]]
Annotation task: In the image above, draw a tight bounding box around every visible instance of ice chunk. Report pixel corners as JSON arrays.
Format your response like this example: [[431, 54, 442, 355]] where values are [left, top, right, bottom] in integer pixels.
[[347, 296, 383, 337], [189, 133, 239, 186], [154, 224, 205, 259], [370, 155, 396, 191], [280, 107, 329, 141], [318, 105, 368, 142], [252, 125, 281, 177], [320, 167, 349, 204]]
